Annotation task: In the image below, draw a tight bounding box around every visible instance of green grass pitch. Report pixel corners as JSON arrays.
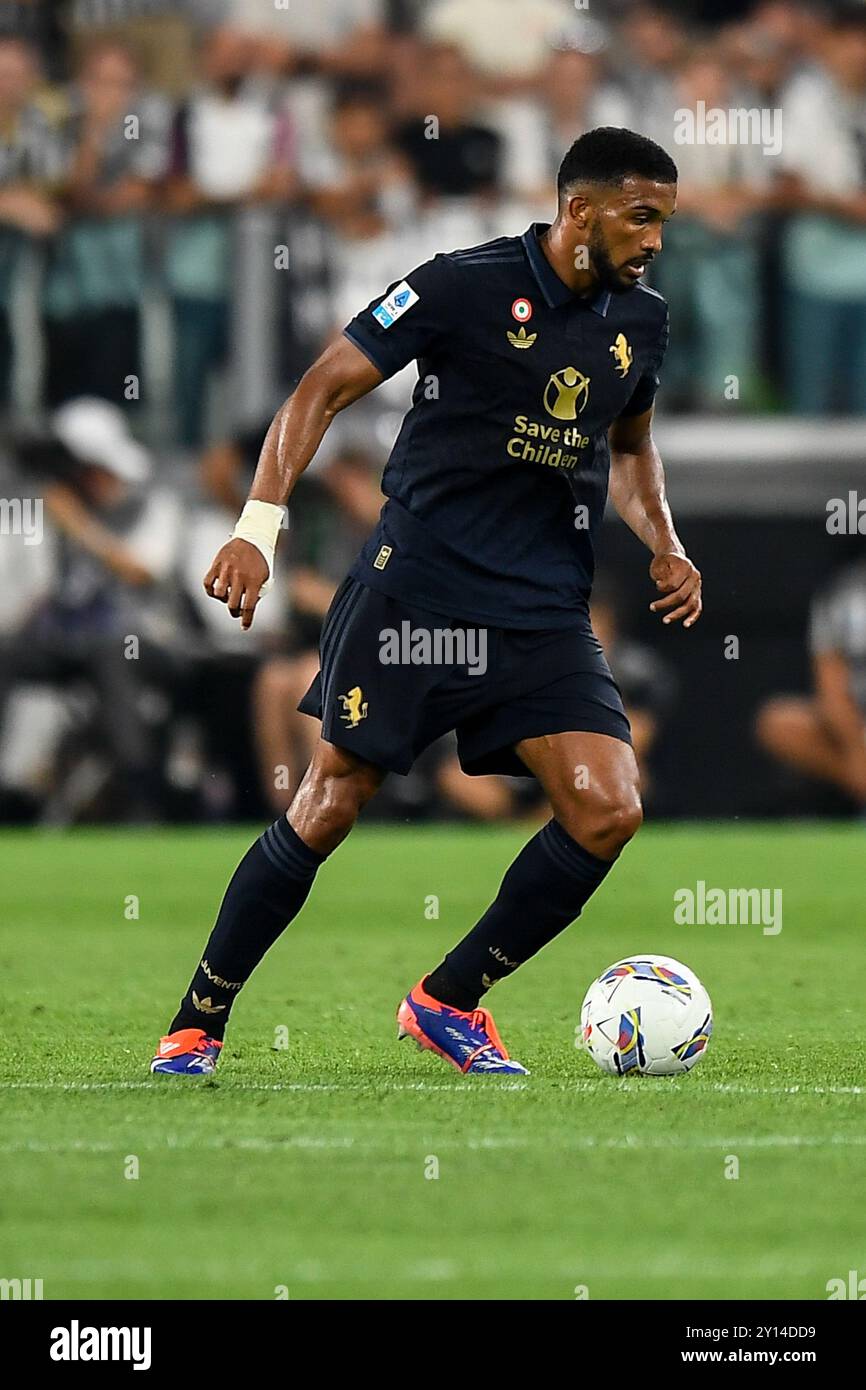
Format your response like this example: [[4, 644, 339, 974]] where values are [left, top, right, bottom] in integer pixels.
[[1, 822, 865, 1301]]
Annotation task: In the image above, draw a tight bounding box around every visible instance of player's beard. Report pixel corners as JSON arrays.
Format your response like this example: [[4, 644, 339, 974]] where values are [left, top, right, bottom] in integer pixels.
[[587, 223, 639, 295]]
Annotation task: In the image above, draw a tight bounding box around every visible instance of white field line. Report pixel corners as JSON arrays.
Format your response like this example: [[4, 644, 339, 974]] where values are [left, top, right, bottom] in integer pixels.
[[1, 1133, 865, 1156], [0, 1080, 863, 1095], [28, 1250, 835, 1285]]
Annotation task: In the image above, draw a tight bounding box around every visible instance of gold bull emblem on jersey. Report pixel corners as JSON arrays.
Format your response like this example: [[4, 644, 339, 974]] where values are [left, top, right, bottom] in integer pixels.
[[543, 367, 591, 420], [609, 332, 633, 378], [339, 686, 368, 727]]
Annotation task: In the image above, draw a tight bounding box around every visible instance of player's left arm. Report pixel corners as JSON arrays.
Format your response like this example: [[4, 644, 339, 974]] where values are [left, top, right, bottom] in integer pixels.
[[608, 406, 702, 628]]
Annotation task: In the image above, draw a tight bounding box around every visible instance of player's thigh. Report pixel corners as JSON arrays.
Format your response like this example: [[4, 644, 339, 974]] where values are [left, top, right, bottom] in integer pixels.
[[515, 729, 642, 840]]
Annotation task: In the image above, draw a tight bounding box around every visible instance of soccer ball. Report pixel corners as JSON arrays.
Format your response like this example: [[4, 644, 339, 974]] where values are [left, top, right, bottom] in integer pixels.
[[579, 954, 712, 1076]]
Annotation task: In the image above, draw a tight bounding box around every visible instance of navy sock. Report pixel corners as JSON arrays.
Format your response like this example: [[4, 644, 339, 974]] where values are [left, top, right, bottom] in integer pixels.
[[425, 820, 615, 1010], [170, 817, 326, 1039]]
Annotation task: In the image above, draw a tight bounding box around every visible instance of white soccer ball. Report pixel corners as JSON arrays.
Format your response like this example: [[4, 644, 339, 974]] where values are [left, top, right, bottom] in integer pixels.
[[580, 954, 713, 1076]]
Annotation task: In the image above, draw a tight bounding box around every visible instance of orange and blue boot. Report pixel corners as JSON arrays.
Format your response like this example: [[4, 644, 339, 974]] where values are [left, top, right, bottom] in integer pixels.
[[150, 1027, 222, 1077], [397, 979, 529, 1075]]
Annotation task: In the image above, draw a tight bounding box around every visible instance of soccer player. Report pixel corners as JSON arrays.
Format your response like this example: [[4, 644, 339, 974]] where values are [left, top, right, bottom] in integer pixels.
[[152, 127, 702, 1078]]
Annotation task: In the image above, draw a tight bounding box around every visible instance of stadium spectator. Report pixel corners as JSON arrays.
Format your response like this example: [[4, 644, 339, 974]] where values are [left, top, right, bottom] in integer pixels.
[[162, 27, 297, 445], [422, 0, 576, 86], [745, 0, 827, 70], [756, 562, 866, 810], [307, 72, 491, 411], [394, 44, 502, 201], [0, 35, 62, 408], [431, 732, 547, 823], [224, 0, 390, 79], [0, 398, 181, 820], [61, 0, 210, 97], [721, 3, 805, 104], [42, 40, 170, 408], [301, 82, 414, 239], [648, 44, 770, 410], [616, 2, 688, 148], [0, 0, 68, 81], [488, 40, 632, 204], [777, 4, 866, 413]]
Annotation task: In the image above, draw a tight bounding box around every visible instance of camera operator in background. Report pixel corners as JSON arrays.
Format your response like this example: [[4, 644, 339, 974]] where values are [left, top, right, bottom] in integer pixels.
[[0, 398, 180, 821]]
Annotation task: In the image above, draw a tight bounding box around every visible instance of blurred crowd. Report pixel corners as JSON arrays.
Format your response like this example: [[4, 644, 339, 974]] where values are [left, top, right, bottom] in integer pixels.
[[2, 0, 866, 425], [1, 0, 866, 824]]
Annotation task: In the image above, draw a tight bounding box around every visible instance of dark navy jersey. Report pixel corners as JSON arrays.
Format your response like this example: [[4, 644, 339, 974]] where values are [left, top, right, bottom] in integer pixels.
[[344, 222, 669, 629]]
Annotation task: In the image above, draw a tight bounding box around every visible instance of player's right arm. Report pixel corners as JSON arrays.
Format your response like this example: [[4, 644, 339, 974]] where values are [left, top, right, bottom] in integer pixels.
[[209, 252, 459, 627], [204, 336, 383, 629]]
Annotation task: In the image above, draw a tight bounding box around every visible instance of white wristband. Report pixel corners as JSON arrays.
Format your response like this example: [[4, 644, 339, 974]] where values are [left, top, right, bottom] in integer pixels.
[[231, 500, 285, 596]]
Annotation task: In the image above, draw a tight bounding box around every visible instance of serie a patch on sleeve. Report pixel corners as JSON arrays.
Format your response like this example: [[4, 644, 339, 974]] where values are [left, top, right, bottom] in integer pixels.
[[372, 281, 419, 329]]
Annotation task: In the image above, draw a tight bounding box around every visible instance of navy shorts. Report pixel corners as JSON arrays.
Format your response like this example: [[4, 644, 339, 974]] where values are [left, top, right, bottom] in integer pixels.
[[298, 578, 631, 777]]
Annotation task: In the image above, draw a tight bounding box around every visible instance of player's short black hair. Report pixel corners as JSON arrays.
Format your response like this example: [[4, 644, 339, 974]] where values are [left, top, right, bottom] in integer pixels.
[[557, 127, 678, 198]]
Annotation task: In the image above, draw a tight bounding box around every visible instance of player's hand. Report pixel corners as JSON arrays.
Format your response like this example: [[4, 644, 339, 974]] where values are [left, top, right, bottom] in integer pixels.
[[204, 538, 270, 631], [649, 551, 702, 628]]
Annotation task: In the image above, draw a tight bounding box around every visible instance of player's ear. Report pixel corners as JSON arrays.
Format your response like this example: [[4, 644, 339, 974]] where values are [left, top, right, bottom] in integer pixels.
[[565, 192, 590, 230]]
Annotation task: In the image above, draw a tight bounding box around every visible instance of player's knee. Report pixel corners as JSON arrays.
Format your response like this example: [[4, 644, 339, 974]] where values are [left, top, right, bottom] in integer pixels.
[[305, 755, 383, 835], [319, 774, 373, 831], [290, 740, 386, 854], [588, 796, 642, 859], [559, 789, 643, 860]]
